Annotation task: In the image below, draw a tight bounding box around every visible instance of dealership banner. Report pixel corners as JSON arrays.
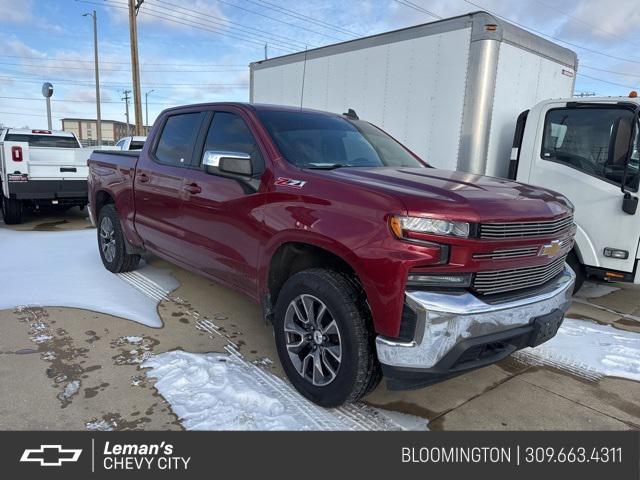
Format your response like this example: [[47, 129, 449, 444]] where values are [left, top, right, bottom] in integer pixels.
[[0, 431, 637, 479]]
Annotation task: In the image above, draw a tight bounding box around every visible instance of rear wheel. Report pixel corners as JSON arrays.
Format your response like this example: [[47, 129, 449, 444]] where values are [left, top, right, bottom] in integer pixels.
[[97, 204, 140, 273], [273, 268, 380, 407], [567, 251, 585, 294], [2, 196, 23, 225]]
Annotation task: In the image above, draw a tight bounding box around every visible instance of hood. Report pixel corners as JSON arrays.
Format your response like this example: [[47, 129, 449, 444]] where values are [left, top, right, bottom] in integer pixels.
[[324, 167, 573, 222]]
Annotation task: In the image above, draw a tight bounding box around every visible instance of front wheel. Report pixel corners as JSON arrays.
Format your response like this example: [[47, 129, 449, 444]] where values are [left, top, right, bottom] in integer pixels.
[[273, 268, 380, 407], [97, 204, 140, 273]]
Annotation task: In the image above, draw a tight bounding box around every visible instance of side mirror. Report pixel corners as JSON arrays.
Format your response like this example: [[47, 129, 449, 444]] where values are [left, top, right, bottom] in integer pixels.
[[623, 192, 638, 215], [202, 150, 252, 177]]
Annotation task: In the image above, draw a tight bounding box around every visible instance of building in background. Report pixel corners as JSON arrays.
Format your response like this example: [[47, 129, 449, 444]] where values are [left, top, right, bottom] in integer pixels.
[[61, 118, 150, 146]]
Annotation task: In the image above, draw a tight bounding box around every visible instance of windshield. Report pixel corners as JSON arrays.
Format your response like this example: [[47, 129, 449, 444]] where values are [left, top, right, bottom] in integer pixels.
[[256, 110, 424, 169], [5, 134, 80, 148]]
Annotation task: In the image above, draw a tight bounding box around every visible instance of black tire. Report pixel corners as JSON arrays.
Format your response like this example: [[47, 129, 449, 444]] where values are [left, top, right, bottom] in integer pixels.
[[97, 204, 140, 273], [273, 268, 381, 407], [567, 251, 585, 294], [2, 196, 23, 225]]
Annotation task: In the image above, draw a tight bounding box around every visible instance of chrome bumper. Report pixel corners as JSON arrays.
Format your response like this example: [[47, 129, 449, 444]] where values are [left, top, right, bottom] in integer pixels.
[[376, 266, 575, 370]]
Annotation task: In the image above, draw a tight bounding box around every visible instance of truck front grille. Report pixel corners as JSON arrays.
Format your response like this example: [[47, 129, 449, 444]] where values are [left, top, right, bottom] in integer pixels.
[[472, 256, 567, 295], [473, 237, 573, 261], [479, 215, 574, 239]]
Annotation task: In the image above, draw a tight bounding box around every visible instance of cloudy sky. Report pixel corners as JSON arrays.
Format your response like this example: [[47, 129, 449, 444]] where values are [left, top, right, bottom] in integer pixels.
[[0, 0, 639, 131]]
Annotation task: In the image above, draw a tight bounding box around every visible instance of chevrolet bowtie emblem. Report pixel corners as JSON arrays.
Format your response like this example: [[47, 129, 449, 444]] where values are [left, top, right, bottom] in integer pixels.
[[539, 240, 562, 258], [20, 445, 82, 467]]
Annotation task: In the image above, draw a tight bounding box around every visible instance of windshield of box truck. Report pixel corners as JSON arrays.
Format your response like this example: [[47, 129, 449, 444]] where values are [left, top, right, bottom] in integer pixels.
[[256, 110, 425, 169], [4, 134, 80, 148]]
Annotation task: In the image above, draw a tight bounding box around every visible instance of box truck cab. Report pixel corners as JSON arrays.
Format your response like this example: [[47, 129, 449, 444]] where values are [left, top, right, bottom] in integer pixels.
[[510, 96, 640, 290]]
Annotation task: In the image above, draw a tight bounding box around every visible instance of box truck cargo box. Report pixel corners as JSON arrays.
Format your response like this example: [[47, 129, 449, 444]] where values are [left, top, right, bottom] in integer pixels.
[[250, 11, 577, 178]]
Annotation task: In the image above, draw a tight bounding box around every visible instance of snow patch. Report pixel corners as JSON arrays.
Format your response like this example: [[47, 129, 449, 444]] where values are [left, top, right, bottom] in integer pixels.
[[143, 350, 427, 431], [0, 227, 178, 327], [517, 318, 640, 381], [86, 419, 114, 431]]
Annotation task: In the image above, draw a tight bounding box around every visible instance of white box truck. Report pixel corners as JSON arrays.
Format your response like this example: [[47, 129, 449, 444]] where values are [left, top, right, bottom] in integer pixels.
[[250, 11, 577, 179], [250, 11, 640, 292]]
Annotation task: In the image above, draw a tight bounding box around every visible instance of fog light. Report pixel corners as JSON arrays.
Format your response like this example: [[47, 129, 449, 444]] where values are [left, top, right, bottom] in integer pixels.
[[603, 248, 629, 260], [407, 273, 472, 288]]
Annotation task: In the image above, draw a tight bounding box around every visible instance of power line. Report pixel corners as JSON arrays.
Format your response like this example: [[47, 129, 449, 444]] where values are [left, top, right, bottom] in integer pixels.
[[0, 53, 245, 67], [0, 95, 172, 105], [578, 73, 639, 90], [210, 0, 346, 42], [79, 0, 298, 53], [0, 61, 245, 72], [247, 0, 359, 37], [581, 65, 640, 79], [530, 0, 640, 48], [148, 0, 316, 49], [463, 0, 640, 65], [392, 0, 442, 19]]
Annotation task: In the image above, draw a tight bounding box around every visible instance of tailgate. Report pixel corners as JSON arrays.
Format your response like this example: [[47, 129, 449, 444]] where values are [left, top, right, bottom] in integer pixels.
[[27, 146, 91, 180]]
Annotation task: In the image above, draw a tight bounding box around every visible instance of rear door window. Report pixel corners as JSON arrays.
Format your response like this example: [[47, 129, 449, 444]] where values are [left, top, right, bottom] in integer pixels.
[[154, 112, 203, 167]]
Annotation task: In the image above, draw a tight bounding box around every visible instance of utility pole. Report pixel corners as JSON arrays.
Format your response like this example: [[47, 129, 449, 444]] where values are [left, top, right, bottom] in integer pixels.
[[145, 89, 154, 130], [83, 10, 102, 146], [264, 43, 268, 60], [122, 90, 131, 134], [128, 0, 144, 135]]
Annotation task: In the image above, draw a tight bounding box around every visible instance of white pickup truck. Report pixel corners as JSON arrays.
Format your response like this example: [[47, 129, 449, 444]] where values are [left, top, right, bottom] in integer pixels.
[[115, 136, 146, 151], [0, 128, 89, 224]]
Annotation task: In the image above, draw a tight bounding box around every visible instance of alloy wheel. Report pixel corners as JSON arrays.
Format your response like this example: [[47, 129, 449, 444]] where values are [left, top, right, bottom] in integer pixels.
[[284, 294, 342, 386]]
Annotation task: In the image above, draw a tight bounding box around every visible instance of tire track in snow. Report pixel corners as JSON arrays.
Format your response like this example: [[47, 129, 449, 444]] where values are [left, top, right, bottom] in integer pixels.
[[122, 270, 412, 430]]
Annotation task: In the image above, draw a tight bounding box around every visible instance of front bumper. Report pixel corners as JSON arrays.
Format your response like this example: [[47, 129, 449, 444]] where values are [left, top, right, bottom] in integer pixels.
[[376, 266, 575, 390]]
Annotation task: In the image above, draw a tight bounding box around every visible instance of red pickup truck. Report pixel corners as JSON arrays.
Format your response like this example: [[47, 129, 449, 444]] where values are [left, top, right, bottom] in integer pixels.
[[88, 103, 576, 407]]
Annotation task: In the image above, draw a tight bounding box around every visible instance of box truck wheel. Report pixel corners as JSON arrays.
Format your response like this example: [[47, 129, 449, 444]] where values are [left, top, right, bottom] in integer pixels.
[[273, 268, 381, 407], [97, 204, 141, 273], [2, 196, 23, 225], [567, 251, 585, 294]]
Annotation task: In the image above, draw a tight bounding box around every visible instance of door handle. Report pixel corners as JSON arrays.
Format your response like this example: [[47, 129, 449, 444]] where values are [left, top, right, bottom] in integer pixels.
[[138, 173, 150, 183], [184, 183, 202, 194]]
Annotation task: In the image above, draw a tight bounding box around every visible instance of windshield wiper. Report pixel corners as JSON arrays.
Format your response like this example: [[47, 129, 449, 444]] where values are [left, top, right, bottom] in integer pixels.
[[305, 163, 349, 170]]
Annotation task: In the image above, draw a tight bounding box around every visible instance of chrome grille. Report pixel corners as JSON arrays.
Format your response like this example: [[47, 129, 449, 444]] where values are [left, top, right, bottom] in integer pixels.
[[473, 256, 567, 295], [479, 216, 574, 239], [473, 237, 573, 261]]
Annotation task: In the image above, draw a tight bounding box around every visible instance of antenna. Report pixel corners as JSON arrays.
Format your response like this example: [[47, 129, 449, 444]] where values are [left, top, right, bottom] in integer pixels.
[[299, 46, 308, 110]]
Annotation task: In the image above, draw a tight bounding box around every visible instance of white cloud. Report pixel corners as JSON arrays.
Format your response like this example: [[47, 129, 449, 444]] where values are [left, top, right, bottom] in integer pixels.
[[0, 0, 33, 23]]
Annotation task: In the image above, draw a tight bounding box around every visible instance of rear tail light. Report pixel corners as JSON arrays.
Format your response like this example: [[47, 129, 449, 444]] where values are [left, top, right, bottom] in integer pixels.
[[31, 129, 51, 134], [11, 146, 23, 162]]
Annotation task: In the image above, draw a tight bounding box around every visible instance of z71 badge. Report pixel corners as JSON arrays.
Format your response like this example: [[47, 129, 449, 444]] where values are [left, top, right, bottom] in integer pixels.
[[275, 177, 306, 189], [7, 173, 28, 183]]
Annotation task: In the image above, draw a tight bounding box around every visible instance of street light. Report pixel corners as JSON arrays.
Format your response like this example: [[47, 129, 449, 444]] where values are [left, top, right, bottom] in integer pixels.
[[41, 82, 53, 130], [83, 10, 102, 146], [145, 89, 155, 132]]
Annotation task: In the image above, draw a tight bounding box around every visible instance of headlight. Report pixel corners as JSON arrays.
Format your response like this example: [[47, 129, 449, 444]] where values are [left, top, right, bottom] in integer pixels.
[[407, 273, 472, 288], [390, 215, 470, 239]]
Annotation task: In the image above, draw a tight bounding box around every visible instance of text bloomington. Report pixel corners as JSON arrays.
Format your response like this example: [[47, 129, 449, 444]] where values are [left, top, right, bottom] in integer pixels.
[[402, 446, 512, 464]]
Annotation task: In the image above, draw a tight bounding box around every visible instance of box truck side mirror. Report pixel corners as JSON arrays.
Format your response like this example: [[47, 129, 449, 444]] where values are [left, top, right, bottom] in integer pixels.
[[622, 192, 638, 215]]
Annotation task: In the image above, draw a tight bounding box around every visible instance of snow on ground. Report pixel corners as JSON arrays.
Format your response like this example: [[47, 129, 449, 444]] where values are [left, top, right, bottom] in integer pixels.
[[143, 350, 428, 431], [517, 318, 640, 382], [575, 281, 620, 299], [0, 227, 178, 327]]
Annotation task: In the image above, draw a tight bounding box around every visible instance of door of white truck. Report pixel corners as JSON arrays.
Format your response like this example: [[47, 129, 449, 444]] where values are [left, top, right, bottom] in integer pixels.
[[1, 141, 30, 198], [515, 99, 640, 281]]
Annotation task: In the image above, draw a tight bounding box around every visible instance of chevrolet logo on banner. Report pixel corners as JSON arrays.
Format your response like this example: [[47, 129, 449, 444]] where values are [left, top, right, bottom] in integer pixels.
[[20, 445, 82, 467], [539, 240, 562, 258]]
